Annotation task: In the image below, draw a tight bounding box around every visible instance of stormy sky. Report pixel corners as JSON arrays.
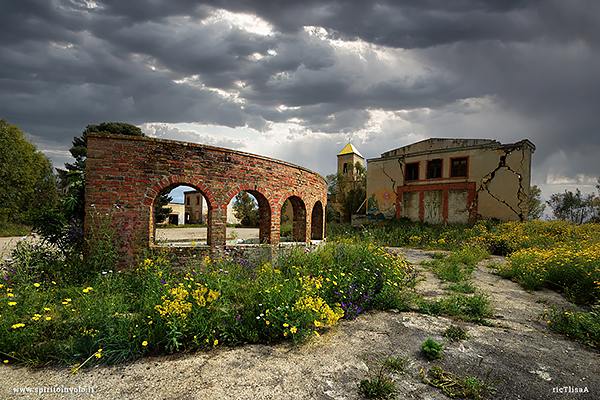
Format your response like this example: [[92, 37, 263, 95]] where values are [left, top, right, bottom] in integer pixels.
[[2, 0, 599, 201]]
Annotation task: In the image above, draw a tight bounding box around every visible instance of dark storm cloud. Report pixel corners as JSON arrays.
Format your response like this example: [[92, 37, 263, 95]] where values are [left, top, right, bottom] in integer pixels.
[[0, 0, 598, 187]]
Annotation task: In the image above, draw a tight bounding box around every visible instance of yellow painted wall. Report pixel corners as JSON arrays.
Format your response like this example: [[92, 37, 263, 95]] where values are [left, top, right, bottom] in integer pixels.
[[366, 139, 534, 222]]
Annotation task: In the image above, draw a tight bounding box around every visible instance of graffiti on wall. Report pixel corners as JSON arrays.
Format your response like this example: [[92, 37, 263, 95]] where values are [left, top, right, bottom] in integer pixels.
[[367, 187, 396, 220], [423, 190, 443, 224]]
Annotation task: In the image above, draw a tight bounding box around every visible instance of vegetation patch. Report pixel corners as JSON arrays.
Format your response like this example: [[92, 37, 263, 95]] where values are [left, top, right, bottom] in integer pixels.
[[421, 338, 444, 360], [0, 235, 419, 367], [422, 244, 488, 283], [442, 325, 469, 341], [447, 282, 477, 294], [540, 306, 600, 350], [421, 365, 496, 399], [359, 354, 407, 400], [0, 222, 32, 238], [416, 292, 493, 325]]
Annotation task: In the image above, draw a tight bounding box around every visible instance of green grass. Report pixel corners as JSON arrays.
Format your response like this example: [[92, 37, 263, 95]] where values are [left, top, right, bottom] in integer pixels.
[[0, 222, 31, 237], [359, 354, 405, 399], [416, 292, 493, 325], [447, 282, 477, 294], [540, 306, 600, 350], [359, 375, 396, 400], [422, 244, 488, 283], [384, 354, 410, 373]]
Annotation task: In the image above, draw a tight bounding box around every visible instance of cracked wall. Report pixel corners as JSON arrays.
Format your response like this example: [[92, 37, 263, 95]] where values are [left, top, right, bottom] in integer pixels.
[[366, 139, 535, 223]]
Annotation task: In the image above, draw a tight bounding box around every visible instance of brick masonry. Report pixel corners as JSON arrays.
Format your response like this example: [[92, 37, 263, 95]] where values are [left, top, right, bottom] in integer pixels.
[[84, 134, 328, 266]]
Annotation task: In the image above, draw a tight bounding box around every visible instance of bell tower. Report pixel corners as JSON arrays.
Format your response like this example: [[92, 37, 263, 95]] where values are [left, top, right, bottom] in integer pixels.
[[337, 143, 364, 186]]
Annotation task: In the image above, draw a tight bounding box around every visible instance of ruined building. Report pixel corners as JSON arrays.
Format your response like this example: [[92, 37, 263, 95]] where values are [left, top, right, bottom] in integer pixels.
[[184, 190, 205, 224], [366, 138, 535, 223]]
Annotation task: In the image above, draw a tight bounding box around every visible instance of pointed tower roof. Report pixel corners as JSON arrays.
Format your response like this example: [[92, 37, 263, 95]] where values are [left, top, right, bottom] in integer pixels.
[[337, 143, 363, 158]]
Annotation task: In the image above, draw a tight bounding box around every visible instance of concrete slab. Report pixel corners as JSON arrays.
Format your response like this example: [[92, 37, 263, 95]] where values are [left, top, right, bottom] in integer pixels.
[[0, 236, 24, 261]]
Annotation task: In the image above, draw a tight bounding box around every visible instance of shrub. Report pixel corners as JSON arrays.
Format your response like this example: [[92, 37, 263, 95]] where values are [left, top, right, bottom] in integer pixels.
[[359, 354, 400, 399], [421, 338, 444, 360], [442, 325, 469, 341]]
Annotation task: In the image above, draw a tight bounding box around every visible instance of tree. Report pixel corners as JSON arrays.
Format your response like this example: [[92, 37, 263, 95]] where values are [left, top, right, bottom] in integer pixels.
[[233, 192, 259, 227], [546, 189, 596, 225], [154, 193, 173, 224], [59, 122, 145, 221], [527, 185, 546, 221], [0, 119, 59, 223], [327, 162, 366, 223]]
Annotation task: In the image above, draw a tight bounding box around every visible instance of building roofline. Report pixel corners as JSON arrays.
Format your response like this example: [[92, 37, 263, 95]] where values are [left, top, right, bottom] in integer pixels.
[[338, 143, 364, 158], [369, 138, 535, 162]]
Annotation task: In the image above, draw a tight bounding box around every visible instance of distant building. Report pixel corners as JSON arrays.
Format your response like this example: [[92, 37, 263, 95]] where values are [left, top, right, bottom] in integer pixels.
[[184, 191, 205, 224], [184, 190, 240, 225], [366, 138, 535, 223], [337, 143, 365, 189], [163, 203, 185, 225]]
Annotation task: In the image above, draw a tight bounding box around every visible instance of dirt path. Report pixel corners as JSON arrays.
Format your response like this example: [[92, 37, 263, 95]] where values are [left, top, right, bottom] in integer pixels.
[[2, 249, 599, 399]]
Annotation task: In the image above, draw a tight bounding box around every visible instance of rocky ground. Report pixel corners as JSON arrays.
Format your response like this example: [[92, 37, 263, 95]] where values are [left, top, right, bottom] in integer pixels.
[[1, 248, 599, 399]]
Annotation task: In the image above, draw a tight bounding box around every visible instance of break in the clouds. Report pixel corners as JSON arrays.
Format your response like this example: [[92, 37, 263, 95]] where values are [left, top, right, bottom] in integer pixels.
[[1, 0, 599, 199]]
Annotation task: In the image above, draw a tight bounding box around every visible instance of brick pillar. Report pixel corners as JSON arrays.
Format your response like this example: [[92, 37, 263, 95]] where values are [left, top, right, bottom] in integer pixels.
[[292, 206, 307, 242], [256, 194, 272, 244], [304, 213, 312, 243], [209, 207, 227, 246]]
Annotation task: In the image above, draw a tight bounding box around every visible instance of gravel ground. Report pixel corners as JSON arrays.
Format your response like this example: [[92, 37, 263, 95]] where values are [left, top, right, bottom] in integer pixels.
[[154, 227, 259, 244], [1, 249, 599, 399]]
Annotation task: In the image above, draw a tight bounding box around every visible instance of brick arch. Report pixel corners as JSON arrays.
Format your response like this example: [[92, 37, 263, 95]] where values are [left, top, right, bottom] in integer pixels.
[[277, 192, 310, 242], [224, 184, 273, 244], [84, 133, 327, 265], [222, 184, 272, 211], [144, 176, 216, 209], [145, 180, 215, 244]]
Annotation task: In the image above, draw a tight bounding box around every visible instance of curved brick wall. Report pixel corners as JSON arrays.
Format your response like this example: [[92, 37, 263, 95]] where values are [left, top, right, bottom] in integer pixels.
[[84, 133, 327, 265]]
